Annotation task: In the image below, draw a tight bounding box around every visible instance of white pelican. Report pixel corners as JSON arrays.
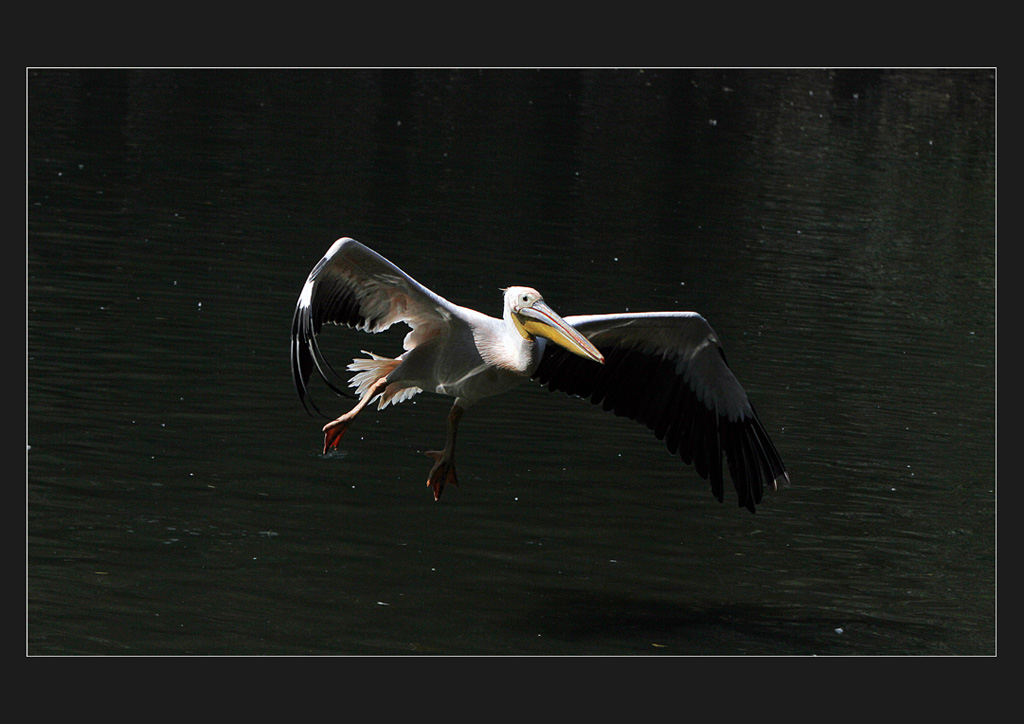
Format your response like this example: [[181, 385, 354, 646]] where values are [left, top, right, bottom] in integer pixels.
[[291, 237, 788, 511]]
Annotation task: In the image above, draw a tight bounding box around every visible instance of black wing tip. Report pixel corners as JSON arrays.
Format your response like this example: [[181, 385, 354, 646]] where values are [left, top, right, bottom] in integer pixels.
[[290, 290, 356, 419], [729, 414, 788, 513]]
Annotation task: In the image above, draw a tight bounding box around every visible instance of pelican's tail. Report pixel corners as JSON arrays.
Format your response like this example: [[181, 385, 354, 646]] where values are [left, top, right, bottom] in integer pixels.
[[347, 352, 422, 410]]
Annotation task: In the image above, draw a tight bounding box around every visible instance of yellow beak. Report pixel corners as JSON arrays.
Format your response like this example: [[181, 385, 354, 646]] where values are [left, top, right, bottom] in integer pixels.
[[518, 302, 604, 363]]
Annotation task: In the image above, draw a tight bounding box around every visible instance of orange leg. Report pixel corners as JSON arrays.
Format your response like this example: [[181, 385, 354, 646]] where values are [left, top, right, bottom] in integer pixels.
[[321, 376, 389, 453], [425, 403, 464, 501]]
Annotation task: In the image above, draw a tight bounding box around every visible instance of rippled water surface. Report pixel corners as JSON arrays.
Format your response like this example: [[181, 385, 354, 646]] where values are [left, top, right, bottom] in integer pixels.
[[28, 69, 995, 655]]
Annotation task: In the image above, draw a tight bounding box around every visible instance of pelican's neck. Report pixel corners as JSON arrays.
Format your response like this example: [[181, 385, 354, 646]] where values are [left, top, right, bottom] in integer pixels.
[[477, 305, 540, 375]]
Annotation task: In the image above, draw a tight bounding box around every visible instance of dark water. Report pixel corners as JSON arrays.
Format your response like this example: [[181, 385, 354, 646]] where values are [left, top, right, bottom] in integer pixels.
[[27, 69, 995, 655]]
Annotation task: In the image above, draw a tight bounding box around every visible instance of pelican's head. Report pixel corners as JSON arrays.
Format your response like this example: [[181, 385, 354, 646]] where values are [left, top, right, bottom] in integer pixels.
[[504, 286, 604, 364]]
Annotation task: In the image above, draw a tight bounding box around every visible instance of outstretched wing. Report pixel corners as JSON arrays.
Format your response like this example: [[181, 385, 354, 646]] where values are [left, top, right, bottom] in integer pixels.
[[290, 237, 457, 415], [532, 312, 788, 512]]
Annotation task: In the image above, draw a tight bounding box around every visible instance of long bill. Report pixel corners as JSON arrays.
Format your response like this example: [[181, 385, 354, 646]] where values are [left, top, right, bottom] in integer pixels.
[[519, 302, 605, 363]]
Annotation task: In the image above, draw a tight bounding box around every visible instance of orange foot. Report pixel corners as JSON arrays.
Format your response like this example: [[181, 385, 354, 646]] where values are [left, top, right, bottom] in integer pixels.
[[425, 450, 458, 501], [322, 419, 352, 454]]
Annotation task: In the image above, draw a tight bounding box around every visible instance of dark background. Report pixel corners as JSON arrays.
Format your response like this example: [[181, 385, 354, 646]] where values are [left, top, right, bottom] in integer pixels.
[[28, 69, 995, 655]]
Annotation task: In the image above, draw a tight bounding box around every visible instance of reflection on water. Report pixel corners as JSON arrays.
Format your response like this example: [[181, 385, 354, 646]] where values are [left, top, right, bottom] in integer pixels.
[[28, 69, 994, 655]]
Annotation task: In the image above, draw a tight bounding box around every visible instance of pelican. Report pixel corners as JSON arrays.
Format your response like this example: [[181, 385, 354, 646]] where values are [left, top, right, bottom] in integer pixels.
[[291, 237, 788, 511]]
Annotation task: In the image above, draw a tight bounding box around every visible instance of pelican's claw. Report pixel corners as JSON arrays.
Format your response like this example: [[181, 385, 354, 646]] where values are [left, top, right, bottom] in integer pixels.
[[322, 419, 352, 454], [425, 450, 458, 501]]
